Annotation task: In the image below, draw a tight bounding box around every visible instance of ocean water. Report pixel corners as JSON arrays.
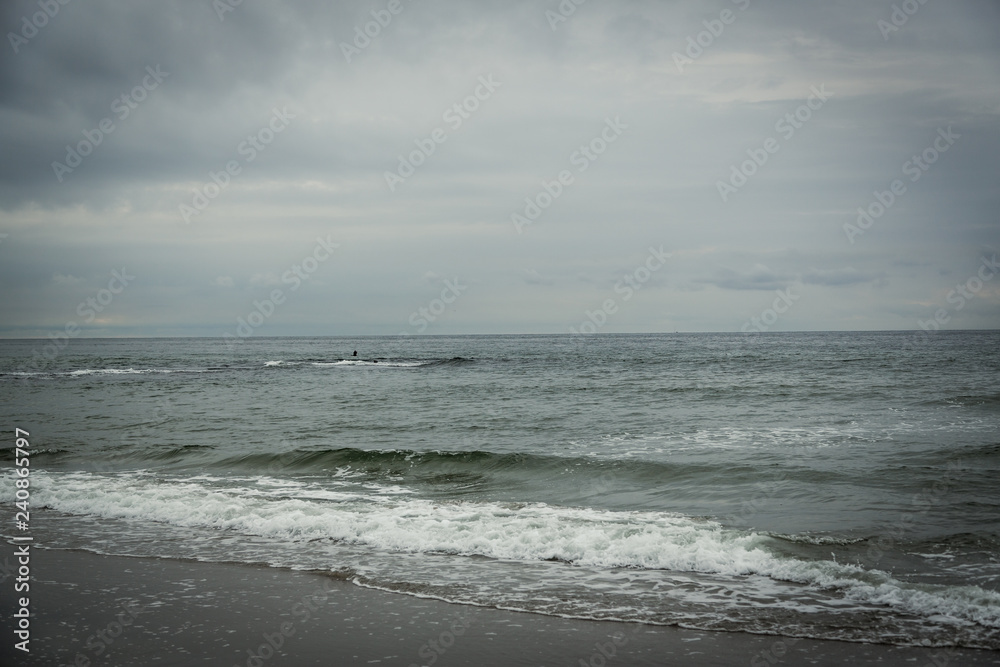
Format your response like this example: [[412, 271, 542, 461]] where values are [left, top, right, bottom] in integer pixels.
[[2, 332, 999, 649]]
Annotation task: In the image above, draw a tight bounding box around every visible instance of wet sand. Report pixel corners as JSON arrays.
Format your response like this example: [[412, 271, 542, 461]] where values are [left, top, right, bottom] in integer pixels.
[[2, 548, 997, 666]]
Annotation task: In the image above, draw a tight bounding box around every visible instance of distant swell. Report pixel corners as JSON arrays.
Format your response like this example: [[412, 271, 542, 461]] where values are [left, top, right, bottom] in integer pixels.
[[422, 357, 475, 367], [204, 447, 766, 486], [920, 392, 1000, 408], [4, 358, 475, 379], [259, 357, 472, 369]]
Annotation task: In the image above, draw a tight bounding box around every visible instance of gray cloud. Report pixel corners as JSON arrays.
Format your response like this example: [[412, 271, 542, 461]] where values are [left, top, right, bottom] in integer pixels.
[[802, 267, 887, 287], [698, 264, 797, 291], [0, 0, 998, 336]]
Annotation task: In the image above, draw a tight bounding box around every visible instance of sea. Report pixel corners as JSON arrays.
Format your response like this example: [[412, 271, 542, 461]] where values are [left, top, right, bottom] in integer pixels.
[[1, 332, 999, 650]]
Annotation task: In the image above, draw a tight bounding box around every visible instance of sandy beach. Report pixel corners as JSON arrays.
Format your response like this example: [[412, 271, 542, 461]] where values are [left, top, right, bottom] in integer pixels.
[[1, 548, 996, 666]]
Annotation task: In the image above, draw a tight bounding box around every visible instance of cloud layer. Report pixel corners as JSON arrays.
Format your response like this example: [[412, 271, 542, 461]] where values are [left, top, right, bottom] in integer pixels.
[[1, 0, 998, 336]]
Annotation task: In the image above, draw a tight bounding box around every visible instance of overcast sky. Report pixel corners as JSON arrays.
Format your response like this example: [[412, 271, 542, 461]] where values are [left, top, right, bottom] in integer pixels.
[[1, 0, 998, 337]]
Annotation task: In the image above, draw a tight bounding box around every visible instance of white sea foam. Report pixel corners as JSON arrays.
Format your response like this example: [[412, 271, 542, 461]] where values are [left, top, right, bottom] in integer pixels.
[[66, 368, 183, 376], [569, 424, 920, 458], [312, 360, 424, 368], [8, 471, 999, 633]]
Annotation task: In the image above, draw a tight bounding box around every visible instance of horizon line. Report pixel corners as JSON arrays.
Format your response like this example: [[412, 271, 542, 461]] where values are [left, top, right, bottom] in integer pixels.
[[1, 328, 998, 341]]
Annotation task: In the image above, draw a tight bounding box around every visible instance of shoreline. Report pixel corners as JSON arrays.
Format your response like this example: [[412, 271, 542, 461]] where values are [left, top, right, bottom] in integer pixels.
[[3, 548, 999, 666]]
